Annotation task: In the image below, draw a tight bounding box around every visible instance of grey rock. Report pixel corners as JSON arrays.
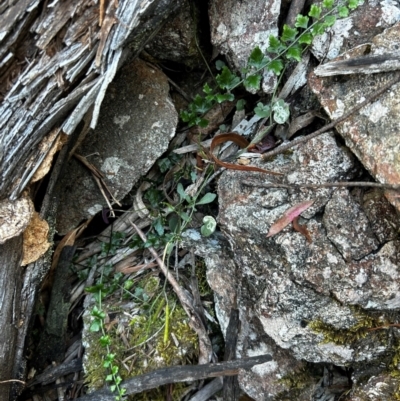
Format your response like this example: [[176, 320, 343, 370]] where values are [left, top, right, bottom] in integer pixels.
[[309, 21, 400, 212], [187, 132, 400, 400], [145, 0, 203, 68], [55, 59, 177, 234]]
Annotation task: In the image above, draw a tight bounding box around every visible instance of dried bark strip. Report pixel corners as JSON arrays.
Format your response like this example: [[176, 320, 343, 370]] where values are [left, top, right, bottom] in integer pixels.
[[314, 53, 400, 77], [0, 234, 23, 401], [0, 0, 184, 200]]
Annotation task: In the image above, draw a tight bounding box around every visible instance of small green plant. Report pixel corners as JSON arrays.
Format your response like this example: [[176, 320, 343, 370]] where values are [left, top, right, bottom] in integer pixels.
[[181, 0, 363, 129], [85, 260, 127, 400]]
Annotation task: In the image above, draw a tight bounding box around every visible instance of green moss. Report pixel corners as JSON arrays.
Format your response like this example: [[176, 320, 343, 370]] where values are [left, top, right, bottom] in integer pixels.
[[275, 365, 319, 401], [195, 258, 212, 297], [308, 308, 387, 346]]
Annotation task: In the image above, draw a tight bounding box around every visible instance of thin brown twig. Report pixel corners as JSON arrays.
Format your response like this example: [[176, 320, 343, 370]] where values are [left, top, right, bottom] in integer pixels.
[[131, 223, 212, 364], [261, 72, 400, 161], [74, 153, 121, 217], [242, 181, 400, 191], [368, 323, 400, 332]]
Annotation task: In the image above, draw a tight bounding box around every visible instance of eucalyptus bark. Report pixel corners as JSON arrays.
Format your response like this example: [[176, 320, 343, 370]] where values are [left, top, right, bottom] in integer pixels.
[[0, 235, 23, 401]]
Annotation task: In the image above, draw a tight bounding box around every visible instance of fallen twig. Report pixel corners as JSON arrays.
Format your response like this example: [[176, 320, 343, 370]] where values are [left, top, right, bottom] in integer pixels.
[[242, 181, 400, 191], [76, 354, 272, 401], [131, 224, 212, 365], [260, 72, 400, 161], [74, 153, 121, 217]]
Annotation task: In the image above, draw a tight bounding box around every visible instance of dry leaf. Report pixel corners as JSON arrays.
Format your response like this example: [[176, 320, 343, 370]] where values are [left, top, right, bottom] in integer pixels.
[[210, 133, 282, 175], [22, 211, 50, 266], [51, 218, 93, 272], [31, 130, 68, 183], [0, 195, 34, 244], [267, 199, 315, 238], [292, 216, 312, 243]]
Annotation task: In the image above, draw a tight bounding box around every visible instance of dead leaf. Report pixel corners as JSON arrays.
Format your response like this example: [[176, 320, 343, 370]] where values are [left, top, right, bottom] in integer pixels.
[[31, 130, 68, 183], [210, 133, 282, 175], [267, 199, 315, 238], [22, 211, 50, 266], [292, 216, 312, 243], [51, 218, 93, 272]]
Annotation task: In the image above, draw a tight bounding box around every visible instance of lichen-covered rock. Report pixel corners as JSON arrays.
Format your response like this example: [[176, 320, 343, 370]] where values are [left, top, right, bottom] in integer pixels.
[[188, 132, 400, 400], [311, 0, 400, 62], [55, 59, 178, 234], [309, 22, 400, 212], [209, 0, 280, 93], [349, 373, 400, 401]]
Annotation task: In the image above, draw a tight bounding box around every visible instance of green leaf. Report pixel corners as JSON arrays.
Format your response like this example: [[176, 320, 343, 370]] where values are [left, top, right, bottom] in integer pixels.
[[157, 157, 171, 173], [338, 6, 349, 17], [286, 44, 302, 62], [322, 0, 335, 9], [179, 211, 191, 222], [124, 280, 134, 290], [215, 60, 225, 70], [153, 216, 164, 236], [295, 14, 309, 28], [272, 99, 290, 124], [111, 366, 119, 375], [144, 187, 163, 209], [236, 99, 246, 111], [268, 35, 285, 54], [244, 74, 262, 91], [348, 0, 360, 9], [90, 319, 101, 332], [196, 192, 217, 205], [192, 94, 213, 114], [110, 385, 116, 392], [312, 22, 325, 36], [201, 216, 217, 237], [91, 306, 106, 319], [254, 102, 271, 118], [299, 32, 313, 44], [180, 110, 191, 123], [308, 4, 322, 18], [203, 83, 213, 94], [177, 183, 190, 202], [85, 284, 104, 294], [324, 15, 336, 27], [99, 335, 111, 346], [216, 93, 235, 103], [216, 66, 241, 90], [267, 59, 284, 75], [248, 46, 269, 68], [198, 118, 209, 128], [281, 25, 298, 42], [168, 214, 181, 233], [106, 374, 113, 382]]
